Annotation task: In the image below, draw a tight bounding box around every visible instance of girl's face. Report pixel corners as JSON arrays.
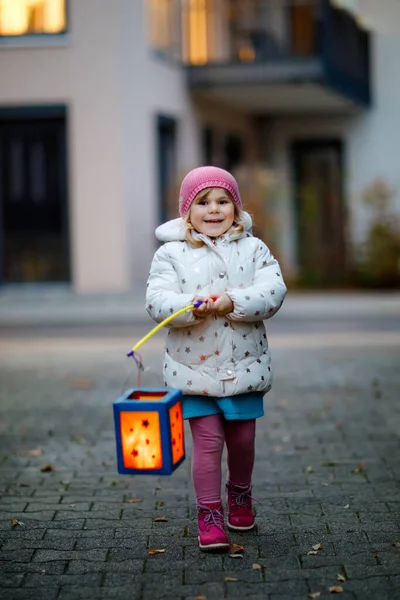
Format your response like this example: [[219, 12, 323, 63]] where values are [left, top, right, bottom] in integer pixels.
[[189, 188, 235, 237]]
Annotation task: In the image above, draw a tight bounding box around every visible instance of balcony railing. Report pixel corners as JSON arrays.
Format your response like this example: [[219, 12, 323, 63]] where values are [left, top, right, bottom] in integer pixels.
[[320, 0, 370, 104], [147, 0, 371, 107], [182, 0, 322, 64]]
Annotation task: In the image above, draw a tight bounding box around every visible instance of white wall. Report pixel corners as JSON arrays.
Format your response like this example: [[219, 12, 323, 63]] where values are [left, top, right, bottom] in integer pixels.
[[266, 31, 400, 275], [0, 0, 203, 293], [346, 33, 400, 242], [0, 0, 130, 292], [115, 0, 201, 294]]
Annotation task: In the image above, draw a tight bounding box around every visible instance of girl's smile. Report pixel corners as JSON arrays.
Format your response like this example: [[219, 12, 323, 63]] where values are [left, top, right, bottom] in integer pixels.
[[189, 188, 235, 237]]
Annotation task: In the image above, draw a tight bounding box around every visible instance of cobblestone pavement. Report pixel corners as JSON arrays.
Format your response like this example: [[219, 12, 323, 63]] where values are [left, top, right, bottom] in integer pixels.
[[0, 324, 400, 600]]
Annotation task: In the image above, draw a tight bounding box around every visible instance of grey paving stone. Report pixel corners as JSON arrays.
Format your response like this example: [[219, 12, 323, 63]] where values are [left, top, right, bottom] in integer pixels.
[[31, 549, 107, 562], [66, 559, 144, 575], [1, 324, 399, 599], [336, 576, 396, 600], [22, 572, 102, 587], [0, 589, 60, 600], [44, 519, 85, 530], [0, 573, 24, 587], [181, 582, 226, 600], [0, 549, 35, 562], [1, 538, 75, 551], [58, 588, 143, 600]]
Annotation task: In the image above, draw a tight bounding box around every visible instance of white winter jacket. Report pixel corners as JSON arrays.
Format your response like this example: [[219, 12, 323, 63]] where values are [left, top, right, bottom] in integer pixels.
[[146, 213, 287, 398]]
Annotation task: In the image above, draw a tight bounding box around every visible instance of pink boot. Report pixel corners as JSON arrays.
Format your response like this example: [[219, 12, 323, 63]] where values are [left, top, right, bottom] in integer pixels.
[[197, 502, 230, 551], [226, 482, 255, 531]]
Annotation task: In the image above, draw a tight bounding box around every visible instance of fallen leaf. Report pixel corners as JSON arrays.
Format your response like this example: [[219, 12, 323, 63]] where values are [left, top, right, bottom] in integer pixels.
[[157, 501, 164, 507], [337, 574, 346, 582], [153, 517, 168, 522], [329, 586, 344, 593], [308, 593, 321, 599], [306, 466, 314, 473], [344, 504, 350, 509], [352, 462, 366, 473], [392, 541, 400, 548], [125, 498, 142, 503], [312, 543, 323, 551], [307, 550, 319, 556], [252, 563, 262, 570], [10, 519, 24, 527], [148, 549, 165, 555], [229, 543, 244, 555], [40, 464, 55, 472], [68, 379, 95, 390], [224, 577, 239, 582], [27, 448, 43, 457], [322, 460, 346, 467], [195, 596, 207, 600], [70, 435, 87, 444]]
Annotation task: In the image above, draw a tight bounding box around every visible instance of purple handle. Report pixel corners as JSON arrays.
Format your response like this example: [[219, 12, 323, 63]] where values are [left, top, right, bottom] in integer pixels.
[[193, 300, 204, 308]]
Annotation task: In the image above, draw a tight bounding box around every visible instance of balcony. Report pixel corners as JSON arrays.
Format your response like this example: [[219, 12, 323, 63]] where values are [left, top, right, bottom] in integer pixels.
[[183, 0, 371, 114]]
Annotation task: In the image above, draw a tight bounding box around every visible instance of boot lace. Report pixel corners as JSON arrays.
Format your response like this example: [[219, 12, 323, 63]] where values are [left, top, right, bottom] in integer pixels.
[[197, 504, 225, 531], [227, 483, 255, 508]]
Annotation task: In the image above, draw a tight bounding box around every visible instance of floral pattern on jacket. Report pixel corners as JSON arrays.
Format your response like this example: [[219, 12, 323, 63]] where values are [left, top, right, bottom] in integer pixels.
[[146, 214, 287, 397]]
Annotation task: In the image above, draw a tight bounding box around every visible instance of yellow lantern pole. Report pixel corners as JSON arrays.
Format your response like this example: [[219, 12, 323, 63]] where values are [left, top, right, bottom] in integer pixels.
[[127, 300, 203, 357]]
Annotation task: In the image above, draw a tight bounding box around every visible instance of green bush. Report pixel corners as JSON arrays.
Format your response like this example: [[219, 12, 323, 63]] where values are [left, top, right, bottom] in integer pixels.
[[355, 178, 400, 288]]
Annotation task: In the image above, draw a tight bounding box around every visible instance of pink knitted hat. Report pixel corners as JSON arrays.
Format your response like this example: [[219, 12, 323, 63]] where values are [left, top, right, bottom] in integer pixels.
[[179, 166, 242, 217]]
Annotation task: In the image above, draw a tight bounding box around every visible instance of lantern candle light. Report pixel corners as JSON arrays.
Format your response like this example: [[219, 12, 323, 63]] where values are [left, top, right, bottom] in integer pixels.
[[113, 388, 185, 475]]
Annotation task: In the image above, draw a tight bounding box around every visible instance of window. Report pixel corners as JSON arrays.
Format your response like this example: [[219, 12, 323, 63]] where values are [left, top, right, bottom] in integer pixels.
[[183, 0, 208, 65], [0, 0, 66, 36], [147, 0, 181, 60]]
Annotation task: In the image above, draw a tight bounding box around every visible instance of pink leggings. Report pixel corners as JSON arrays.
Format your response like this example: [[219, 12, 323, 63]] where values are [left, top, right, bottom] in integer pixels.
[[189, 414, 256, 505]]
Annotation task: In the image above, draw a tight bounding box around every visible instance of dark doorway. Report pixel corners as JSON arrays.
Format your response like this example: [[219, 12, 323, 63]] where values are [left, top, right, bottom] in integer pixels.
[[157, 115, 177, 224], [224, 133, 243, 172], [0, 108, 70, 284], [202, 126, 214, 165], [291, 140, 346, 286]]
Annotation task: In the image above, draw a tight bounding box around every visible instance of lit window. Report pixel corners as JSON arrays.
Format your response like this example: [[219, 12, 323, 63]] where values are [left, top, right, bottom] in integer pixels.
[[183, 0, 208, 65], [147, 0, 181, 61], [0, 0, 66, 36]]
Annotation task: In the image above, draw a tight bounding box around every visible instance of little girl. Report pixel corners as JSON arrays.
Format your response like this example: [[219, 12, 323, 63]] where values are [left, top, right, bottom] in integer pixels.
[[146, 166, 286, 551]]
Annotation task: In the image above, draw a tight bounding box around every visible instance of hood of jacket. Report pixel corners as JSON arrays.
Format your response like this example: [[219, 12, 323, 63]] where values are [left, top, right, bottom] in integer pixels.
[[155, 212, 253, 243]]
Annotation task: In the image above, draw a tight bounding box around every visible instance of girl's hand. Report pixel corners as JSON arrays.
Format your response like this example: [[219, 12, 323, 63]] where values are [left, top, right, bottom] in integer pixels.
[[192, 296, 215, 318], [212, 293, 234, 316]]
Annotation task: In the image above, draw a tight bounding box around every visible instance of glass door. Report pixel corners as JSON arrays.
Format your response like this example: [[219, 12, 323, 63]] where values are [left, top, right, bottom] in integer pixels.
[[0, 114, 70, 283]]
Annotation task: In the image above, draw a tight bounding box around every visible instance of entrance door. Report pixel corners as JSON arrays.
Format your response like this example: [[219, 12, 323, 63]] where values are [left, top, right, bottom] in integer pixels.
[[291, 140, 346, 286], [0, 112, 70, 283], [157, 115, 177, 224]]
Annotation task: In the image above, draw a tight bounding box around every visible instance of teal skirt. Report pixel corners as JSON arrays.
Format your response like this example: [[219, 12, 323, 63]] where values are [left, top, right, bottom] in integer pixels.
[[182, 392, 264, 420]]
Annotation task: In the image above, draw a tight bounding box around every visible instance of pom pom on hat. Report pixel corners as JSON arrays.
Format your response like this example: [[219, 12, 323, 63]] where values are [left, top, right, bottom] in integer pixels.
[[179, 166, 242, 217]]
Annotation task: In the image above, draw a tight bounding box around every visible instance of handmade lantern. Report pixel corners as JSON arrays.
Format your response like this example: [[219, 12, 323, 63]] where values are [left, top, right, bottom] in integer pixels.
[[113, 387, 185, 475]]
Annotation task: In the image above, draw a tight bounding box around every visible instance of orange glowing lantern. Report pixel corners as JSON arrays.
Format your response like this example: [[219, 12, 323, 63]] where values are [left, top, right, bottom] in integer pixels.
[[113, 388, 185, 475]]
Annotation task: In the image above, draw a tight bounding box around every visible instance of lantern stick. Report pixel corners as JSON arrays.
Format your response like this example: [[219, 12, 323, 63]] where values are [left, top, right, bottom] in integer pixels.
[[127, 300, 203, 357]]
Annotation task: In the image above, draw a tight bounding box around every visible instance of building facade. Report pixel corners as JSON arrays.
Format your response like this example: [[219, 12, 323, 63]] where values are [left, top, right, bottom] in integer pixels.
[[0, 0, 399, 292]]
